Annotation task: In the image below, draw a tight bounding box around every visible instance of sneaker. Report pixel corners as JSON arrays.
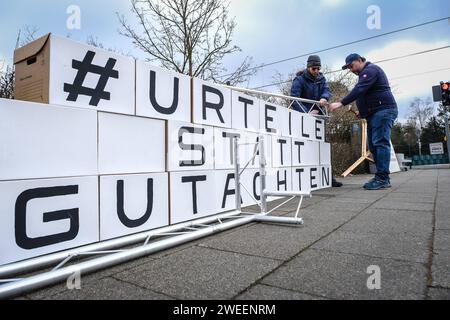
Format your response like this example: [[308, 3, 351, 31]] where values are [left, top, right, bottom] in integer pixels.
[[363, 178, 376, 189], [332, 178, 343, 188], [364, 179, 391, 190]]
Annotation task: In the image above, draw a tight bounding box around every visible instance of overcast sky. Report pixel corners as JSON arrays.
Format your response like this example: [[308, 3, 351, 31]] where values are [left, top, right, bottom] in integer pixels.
[[1, 0, 449, 121]]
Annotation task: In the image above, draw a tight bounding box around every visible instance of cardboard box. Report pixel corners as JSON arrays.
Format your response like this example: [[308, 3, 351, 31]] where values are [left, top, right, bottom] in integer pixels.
[[14, 33, 135, 115], [14, 34, 51, 103]]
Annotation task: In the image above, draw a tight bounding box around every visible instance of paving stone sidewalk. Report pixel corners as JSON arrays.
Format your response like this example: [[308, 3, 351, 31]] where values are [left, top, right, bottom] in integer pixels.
[[16, 167, 450, 300]]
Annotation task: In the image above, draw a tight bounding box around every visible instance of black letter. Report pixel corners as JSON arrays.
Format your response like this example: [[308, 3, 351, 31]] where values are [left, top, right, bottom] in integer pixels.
[[117, 179, 153, 228], [277, 170, 287, 191], [203, 85, 225, 123], [253, 172, 261, 201], [179, 126, 206, 167], [302, 116, 310, 138], [322, 167, 330, 187], [238, 96, 253, 128], [315, 119, 323, 140], [265, 104, 277, 133], [310, 168, 318, 189], [15, 186, 79, 250], [182, 175, 207, 214], [294, 141, 305, 164], [149, 70, 179, 115], [277, 139, 287, 165], [222, 132, 241, 164], [295, 168, 305, 191], [222, 174, 243, 208]]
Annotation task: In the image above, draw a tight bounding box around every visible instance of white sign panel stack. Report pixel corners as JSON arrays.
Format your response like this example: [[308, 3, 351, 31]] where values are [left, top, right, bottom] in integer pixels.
[[0, 34, 332, 266]]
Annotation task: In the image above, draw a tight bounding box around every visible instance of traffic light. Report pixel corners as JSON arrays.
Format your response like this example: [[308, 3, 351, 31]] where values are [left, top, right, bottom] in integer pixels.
[[441, 81, 450, 106]]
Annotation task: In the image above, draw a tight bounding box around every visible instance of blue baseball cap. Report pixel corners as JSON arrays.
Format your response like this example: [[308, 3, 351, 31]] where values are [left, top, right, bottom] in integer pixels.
[[342, 53, 362, 70]]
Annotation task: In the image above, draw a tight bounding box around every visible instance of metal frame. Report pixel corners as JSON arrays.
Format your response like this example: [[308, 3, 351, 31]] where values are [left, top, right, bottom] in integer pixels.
[[223, 84, 330, 119], [0, 135, 310, 300]]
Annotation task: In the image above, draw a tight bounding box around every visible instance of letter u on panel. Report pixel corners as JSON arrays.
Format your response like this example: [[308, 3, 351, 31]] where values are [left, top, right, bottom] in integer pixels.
[[136, 61, 191, 122], [99, 173, 169, 241]]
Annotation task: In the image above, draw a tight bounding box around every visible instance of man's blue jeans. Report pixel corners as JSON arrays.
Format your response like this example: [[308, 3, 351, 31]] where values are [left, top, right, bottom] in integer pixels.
[[366, 108, 398, 182]]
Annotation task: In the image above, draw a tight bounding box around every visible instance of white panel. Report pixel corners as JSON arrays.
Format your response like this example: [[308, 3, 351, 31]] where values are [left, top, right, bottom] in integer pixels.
[[215, 169, 262, 211], [290, 112, 325, 141], [0, 99, 97, 181], [291, 139, 320, 167], [320, 142, 332, 165], [300, 114, 316, 140], [320, 166, 332, 189], [259, 102, 280, 134], [314, 118, 326, 142], [98, 112, 166, 175], [231, 92, 261, 132], [240, 169, 262, 207], [167, 121, 214, 171], [170, 171, 222, 224], [272, 136, 292, 168], [100, 173, 169, 241], [278, 107, 292, 137], [49, 35, 135, 115], [136, 61, 191, 122], [309, 166, 321, 191], [266, 168, 293, 194], [292, 167, 312, 194], [0, 176, 99, 266], [192, 78, 232, 128], [214, 128, 260, 170], [390, 141, 401, 173]]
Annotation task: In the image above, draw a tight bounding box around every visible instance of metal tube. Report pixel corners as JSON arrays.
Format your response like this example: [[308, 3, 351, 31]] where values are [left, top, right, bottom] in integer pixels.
[[263, 191, 311, 197], [224, 85, 320, 105], [266, 197, 295, 215], [253, 216, 304, 225], [258, 136, 267, 214], [240, 183, 261, 208], [0, 210, 241, 278], [0, 215, 256, 300], [233, 137, 242, 212]]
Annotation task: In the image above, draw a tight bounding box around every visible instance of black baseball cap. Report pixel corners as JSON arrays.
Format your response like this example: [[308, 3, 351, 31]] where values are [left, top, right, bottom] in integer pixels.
[[342, 53, 363, 70]]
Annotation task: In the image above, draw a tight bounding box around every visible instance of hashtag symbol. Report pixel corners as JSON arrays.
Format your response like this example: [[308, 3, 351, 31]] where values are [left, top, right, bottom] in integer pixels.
[[63, 51, 119, 106]]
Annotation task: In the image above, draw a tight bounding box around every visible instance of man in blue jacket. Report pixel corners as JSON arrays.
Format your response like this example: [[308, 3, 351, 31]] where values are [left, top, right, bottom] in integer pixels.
[[291, 55, 331, 114], [329, 54, 398, 190], [291, 55, 342, 187]]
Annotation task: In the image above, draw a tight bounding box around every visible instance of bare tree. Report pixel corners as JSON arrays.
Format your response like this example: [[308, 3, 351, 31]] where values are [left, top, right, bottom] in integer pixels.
[[86, 35, 135, 57], [0, 26, 39, 99], [408, 97, 434, 130], [117, 0, 256, 85], [0, 65, 15, 99]]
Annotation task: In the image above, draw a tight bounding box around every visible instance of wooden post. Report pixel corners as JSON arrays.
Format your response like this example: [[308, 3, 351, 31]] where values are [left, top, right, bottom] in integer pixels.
[[342, 119, 374, 177]]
